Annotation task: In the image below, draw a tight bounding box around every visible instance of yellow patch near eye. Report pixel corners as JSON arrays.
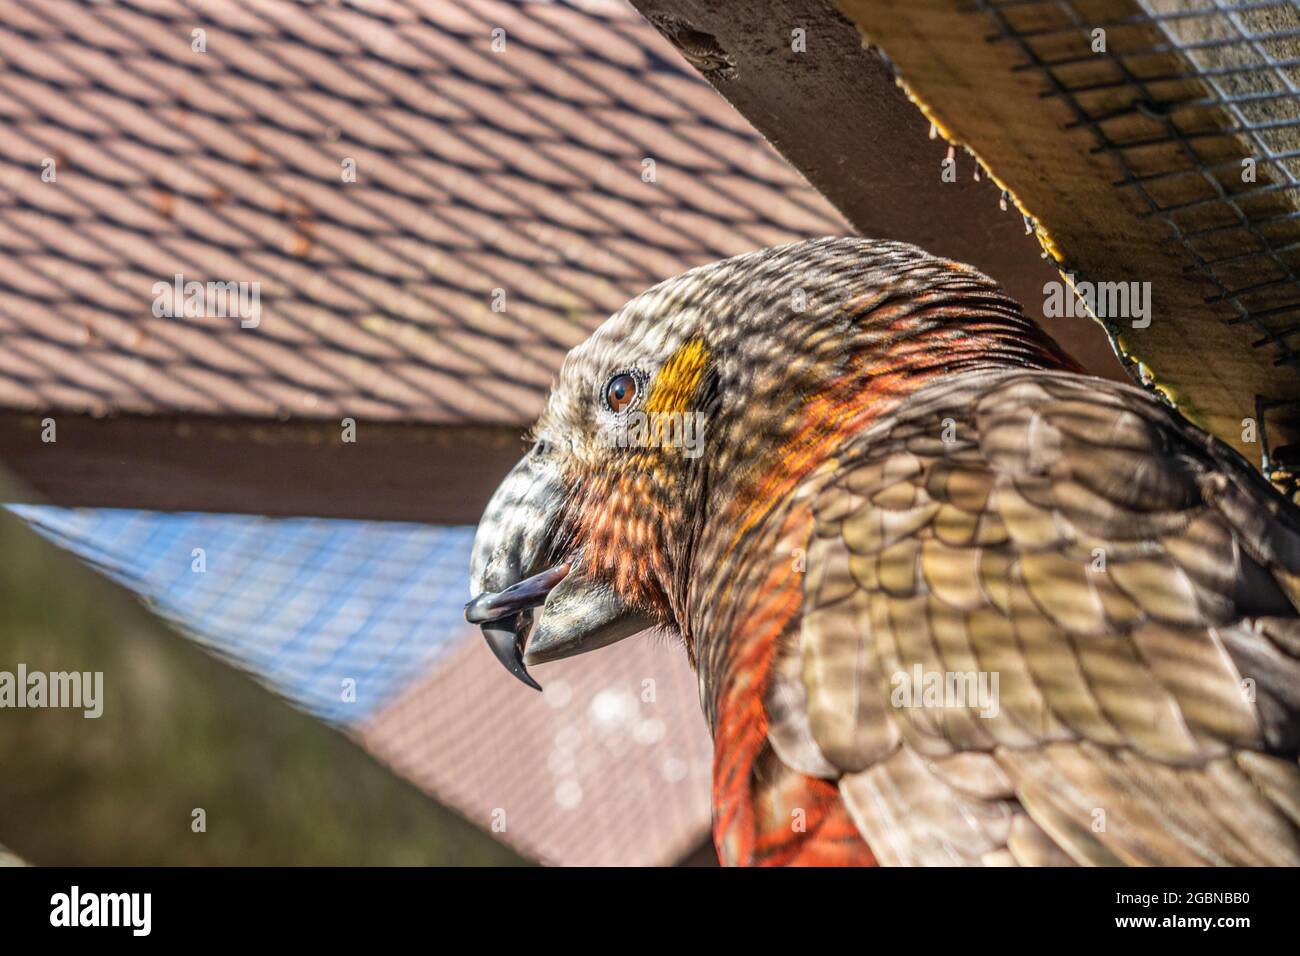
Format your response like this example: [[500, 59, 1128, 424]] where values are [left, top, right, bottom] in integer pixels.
[[644, 336, 709, 415]]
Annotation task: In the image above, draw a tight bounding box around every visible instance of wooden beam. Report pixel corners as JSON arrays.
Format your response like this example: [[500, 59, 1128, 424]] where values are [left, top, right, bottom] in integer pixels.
[[631, 0, 1128, 383], [0, 412, 525, 522], [633, 0, 1300, 464]]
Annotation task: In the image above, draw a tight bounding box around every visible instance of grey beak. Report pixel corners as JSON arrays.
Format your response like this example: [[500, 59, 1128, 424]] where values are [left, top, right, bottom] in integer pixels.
[[465, 563, 571, 692], [468, 444, 650, 691], [522, 574, 653, 665], [480, 613, 542, 692], [465, 564, 571, 626]]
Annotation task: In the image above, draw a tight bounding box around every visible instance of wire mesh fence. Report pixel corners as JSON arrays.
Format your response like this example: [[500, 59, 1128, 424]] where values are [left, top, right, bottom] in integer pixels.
[[0, 0, 847, 424], [983, 0, 1300, 378], [11, 505, 477, 723]]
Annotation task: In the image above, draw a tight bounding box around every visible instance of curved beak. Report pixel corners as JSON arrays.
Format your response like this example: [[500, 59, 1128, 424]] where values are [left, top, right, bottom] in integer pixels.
[[465, 564, 571, 693], [479, 613, 541, 692], [467, 448, 651, 690], [465, 563, 572, 626]]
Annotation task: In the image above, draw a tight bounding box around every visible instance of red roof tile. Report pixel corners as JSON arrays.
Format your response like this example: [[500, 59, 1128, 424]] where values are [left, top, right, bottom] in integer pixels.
[[360, 627, 714, 867], [0, 0, 849, 424]]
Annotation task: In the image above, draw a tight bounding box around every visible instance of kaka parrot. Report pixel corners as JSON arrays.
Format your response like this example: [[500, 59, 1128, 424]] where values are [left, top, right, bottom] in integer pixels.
[[466, 237, 1300, 866]]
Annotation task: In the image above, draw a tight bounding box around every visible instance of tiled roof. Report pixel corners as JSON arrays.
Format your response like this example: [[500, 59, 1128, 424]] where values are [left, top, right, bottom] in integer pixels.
[[0, 0, 849, 425], [360, 621, 712, 867]]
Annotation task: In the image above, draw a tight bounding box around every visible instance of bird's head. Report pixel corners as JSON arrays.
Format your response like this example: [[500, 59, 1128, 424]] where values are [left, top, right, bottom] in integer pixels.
[[467, 237, 1071, 688]]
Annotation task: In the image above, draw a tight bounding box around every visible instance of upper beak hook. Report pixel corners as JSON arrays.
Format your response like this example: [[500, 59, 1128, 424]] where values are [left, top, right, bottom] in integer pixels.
[[480, 613, 542, 692], [466, 564, 570, 692]]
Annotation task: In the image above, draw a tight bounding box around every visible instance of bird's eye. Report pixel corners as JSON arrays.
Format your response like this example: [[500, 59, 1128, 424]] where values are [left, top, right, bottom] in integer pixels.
[[604, 373, 638, 412]]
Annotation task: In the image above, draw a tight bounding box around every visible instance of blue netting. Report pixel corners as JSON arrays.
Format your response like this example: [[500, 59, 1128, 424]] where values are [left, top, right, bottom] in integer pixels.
[[9, 506, 474, 725]]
